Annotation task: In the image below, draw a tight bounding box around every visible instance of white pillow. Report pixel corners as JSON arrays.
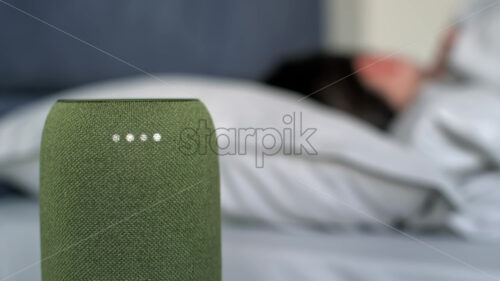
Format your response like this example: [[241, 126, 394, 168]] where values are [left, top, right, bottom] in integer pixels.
[[0, 75, 459, 228]]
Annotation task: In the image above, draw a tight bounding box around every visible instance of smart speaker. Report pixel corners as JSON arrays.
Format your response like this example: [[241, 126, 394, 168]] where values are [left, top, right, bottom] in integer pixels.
[[40, 99, 220, 280]]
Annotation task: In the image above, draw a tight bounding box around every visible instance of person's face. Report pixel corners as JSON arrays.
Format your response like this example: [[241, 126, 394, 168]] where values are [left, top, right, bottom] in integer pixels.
[[353, 55, 423, 111]]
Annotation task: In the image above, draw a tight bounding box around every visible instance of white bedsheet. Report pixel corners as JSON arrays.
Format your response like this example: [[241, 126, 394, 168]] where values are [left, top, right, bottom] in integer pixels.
[[2, 197, 500, 281]]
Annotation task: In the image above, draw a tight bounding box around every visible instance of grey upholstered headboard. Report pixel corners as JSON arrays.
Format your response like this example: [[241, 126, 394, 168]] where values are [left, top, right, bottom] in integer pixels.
[[0, 0, 321, 93]]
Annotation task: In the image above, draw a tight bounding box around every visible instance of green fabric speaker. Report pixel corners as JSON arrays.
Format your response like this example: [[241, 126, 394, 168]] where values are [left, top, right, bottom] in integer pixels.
[[40, 99, 220, 280]]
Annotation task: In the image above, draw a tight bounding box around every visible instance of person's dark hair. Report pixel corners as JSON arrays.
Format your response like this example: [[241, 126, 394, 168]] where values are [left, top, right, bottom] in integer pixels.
[[264, 54, 395, 130]]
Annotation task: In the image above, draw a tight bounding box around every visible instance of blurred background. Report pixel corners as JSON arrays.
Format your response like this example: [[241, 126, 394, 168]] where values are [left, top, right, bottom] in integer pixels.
[[0, 0, 321, 113], [326, 0, 459, 65], [4, 0, 500, 281], [0, 0, 460, 114]]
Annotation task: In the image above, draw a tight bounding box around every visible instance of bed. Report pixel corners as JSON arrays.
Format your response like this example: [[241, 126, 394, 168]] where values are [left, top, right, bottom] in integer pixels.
[[3, 196, 500, 281]]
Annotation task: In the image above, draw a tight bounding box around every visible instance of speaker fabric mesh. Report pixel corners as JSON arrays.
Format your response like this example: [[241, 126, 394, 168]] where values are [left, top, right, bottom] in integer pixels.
[[40, 99, 220, 280]]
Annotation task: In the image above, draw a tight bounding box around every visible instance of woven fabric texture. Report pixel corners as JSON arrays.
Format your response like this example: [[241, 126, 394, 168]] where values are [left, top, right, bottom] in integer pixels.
[[40, 99, 220, 280]]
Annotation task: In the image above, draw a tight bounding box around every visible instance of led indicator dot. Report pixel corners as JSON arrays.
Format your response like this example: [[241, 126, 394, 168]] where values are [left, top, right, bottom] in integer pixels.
[[112, 134, 120, 143], [140, 134, 148, 142], [126, 134, 135, 142], [153, 133, 162, 142]]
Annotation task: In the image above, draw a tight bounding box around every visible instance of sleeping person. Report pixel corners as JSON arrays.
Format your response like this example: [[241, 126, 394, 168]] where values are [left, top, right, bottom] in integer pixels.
[[262, 0, 500, 239], [266, 0, 500, 134], [265, 54, 396, 131]]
